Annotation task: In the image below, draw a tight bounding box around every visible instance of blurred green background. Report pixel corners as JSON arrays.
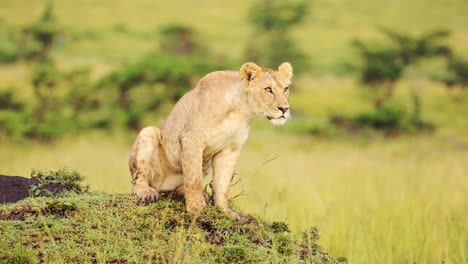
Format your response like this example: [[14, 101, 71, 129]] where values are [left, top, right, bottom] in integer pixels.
[[0, 0, 467, 263]]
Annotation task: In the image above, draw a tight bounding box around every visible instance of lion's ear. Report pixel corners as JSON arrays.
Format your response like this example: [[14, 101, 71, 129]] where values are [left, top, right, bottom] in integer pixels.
[[278, 62, 293, 80], [240, 62, 262, 86]]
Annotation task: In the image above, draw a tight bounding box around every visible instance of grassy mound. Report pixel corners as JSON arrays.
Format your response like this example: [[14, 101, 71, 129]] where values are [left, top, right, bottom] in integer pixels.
[[0, 193, 345, 263], [0, 168, 345, 263]]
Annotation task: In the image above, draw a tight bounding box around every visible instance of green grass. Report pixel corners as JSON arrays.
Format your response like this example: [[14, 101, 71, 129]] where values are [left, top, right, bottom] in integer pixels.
[[238, 132, 468, 263], [1, 80, 467, 263], [0, 192, 344, 263], [1, 125, 467, 263], [1, 0, 468, 263]]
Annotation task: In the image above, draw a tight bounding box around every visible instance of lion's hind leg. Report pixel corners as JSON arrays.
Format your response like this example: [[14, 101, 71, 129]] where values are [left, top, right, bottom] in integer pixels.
[[129, 126, 162, 202]]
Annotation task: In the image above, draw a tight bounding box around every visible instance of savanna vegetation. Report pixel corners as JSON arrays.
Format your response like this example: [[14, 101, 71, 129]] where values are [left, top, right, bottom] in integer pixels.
[[0, 0, 467, 263], [0, 169, 345, 263]]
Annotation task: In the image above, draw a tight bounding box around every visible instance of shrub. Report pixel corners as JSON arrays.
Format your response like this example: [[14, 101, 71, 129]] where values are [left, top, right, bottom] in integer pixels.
[[0, 32, 20, 63], [354, 100, 405, 130], [329, 99, 435, 134], [30, 168, 89, 197], [159, 24, 207, 57], [0, 90, 24, 111], [436, 56, 468, 89]]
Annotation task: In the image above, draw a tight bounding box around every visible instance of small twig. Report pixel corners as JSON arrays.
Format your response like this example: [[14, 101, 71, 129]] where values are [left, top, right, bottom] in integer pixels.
[[229, 172, 247, 202], [230, 172, 241, 187], [251, 157, 278, 177], [229, 177, 246, 202], [228, 157, 278, 203], [263, 203, 268, 218]]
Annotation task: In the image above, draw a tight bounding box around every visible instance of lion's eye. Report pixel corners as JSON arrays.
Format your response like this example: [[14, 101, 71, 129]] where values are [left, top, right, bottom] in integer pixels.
[[284, 87, 289, 93], [265, 87, 273, 94]]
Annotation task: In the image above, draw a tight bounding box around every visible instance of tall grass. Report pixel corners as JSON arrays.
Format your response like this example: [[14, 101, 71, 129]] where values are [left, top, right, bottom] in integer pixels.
[[237, 131, 468, 263], [1, 0, 468, 262], [1, 75, 467, 263], [1, 126, 467, 263]]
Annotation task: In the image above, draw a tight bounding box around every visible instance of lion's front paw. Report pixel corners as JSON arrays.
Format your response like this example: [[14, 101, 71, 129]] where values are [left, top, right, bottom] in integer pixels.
[[133, 185, 159, 202], [227, 209, 242, 221], [217, 206, 242, 221], [186, 196, 207, 214]]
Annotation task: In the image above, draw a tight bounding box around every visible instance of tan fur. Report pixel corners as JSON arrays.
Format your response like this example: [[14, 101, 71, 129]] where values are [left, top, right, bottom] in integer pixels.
[[129, 62, 293, 217]]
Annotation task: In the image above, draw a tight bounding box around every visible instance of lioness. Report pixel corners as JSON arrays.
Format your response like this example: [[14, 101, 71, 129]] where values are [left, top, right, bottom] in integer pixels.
[[129, 62, 292, 218]]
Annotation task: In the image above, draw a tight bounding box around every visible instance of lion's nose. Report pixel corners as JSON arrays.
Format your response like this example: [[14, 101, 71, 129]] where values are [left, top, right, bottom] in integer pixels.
[[278, 106, 289, 114]]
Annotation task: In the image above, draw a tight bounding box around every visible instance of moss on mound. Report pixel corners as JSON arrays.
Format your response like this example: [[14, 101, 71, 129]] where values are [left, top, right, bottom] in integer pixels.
[[0, 193, 345, 263]]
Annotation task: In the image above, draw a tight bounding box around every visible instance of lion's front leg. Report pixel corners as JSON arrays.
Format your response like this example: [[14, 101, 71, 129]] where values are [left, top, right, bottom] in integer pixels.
[[212, 148, 241, 219], [129, 126, 161, 202], [181, 138, 206, 214]]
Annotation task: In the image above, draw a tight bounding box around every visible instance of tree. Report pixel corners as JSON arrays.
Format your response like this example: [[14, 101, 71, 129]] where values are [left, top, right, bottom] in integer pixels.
[[96, 54, 224, 131], [353, 28, 451, 96], [22, 3, 61, 62], [350, 28, 451, 132], [245, 0, 309, 73], [0, 4, 98, 140]]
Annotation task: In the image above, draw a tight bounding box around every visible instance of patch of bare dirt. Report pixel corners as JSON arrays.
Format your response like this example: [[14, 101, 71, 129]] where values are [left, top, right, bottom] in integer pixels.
[[0, 175, 38, 204]]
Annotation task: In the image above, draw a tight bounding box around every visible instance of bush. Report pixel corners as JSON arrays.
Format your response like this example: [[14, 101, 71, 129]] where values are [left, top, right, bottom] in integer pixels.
[[159, 24, 207, 57], [0, 32, 20, 63], [330, 99, 435, 134], [436, 56, 468, 88], [0, 90, 24, 111], [0, 107, 34, 139], [354, 100, 405, 130], [30, 168, 89, 197]]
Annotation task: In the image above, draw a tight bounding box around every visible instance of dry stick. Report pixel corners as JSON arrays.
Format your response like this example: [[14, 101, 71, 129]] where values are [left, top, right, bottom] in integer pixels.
[[229, 173, 245, 202], [229, 156, 278, 203], [230, 172, 242, 187], [263, 203, 268, 218], [203, 156, 279, 204]]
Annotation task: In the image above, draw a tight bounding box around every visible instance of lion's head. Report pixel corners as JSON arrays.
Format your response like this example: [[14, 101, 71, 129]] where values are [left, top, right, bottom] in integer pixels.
[[240, 62, 293, 126]]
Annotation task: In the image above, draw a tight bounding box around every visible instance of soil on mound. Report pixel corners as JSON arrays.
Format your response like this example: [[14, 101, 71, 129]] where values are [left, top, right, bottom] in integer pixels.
[[0, 175, 38, 204], [0, 175, 65, 204]]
